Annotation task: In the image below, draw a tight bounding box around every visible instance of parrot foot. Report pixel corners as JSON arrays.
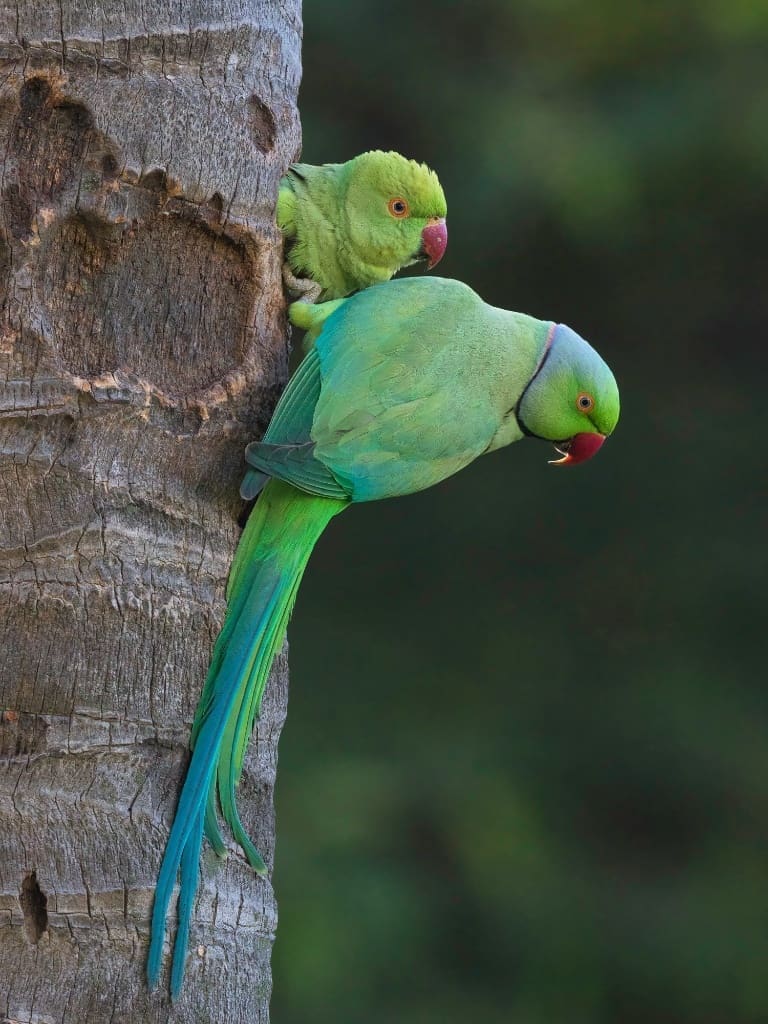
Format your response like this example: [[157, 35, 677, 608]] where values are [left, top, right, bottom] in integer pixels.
[[282, 262, 322, 303]]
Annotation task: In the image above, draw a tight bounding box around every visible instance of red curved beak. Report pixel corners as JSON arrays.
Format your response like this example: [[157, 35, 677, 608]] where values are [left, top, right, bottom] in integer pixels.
[[549, 432, 606, 466], [421, 218, 447, 269]]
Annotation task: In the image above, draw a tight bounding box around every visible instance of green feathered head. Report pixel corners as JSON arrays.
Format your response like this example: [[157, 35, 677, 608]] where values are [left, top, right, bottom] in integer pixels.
[[516, 323, 620, 465], [342, 150, 448, 273]]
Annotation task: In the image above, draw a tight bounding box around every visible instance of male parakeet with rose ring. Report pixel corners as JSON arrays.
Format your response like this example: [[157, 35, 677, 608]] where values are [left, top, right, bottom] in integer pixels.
[[147, 275, 620, 997]]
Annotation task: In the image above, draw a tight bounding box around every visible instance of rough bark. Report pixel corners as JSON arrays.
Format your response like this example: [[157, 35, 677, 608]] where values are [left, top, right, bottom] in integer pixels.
[[0, 2, 302, 1020]]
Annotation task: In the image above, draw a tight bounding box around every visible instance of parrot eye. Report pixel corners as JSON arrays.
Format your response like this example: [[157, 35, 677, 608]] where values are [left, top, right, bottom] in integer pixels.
[[576, 392, 595, 413], [388, 197, 410, 219]]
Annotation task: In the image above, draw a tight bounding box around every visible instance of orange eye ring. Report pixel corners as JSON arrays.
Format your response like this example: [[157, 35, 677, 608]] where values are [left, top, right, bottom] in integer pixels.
[[576, 392, 595, 414], [388, 197, 410, 218]]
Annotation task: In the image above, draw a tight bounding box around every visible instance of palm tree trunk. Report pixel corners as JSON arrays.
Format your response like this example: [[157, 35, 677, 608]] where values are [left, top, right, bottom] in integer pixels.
[[0, 2, 301, 1019]]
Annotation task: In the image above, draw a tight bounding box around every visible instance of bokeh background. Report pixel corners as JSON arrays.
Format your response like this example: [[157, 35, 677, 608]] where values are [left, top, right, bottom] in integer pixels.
[[271, 4, 768, 1022]]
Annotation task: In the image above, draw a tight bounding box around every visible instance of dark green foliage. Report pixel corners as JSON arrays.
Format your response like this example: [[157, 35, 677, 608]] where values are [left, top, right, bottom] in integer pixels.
[[272, 3, 768, 1022]]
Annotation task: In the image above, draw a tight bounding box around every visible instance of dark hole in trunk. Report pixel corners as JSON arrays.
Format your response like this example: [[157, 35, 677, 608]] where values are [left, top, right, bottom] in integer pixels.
[[20, 871, 48, 942]]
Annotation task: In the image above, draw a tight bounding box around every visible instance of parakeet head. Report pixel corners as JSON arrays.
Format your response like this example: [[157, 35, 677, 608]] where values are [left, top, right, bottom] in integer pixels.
[[343, 150, 448, 274], [516, 323, 620, 465]]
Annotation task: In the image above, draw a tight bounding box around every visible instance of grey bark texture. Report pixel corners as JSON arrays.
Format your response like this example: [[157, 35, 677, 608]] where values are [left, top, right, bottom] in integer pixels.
[[0, 2, 302, 1020]]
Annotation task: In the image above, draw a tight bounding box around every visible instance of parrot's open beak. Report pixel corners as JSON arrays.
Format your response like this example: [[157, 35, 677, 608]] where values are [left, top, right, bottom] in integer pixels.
[[549, 432, 606, 466], [420, 218, 447, 269]]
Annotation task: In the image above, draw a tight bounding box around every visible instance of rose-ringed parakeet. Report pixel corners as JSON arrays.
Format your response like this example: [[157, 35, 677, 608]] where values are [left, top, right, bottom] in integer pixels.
[[279, 150, 448, 302], [147, 276, 620, 996]]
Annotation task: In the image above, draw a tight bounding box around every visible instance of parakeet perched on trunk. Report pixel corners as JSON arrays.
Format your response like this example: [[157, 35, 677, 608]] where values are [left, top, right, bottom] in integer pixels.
[[278, 150, 448, 302], [147, 276, 619, 997]]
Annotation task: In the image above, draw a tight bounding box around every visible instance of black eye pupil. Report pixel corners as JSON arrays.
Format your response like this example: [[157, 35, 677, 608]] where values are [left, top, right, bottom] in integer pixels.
[[395, 202, 404, 211], [580, 397, 590, 407]]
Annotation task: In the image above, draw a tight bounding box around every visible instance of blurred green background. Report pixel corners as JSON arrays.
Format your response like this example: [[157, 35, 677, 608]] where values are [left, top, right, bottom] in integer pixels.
[[271, 4, 768, 1022]]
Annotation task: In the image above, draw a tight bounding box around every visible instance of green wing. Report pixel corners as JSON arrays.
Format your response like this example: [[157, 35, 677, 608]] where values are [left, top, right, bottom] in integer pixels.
[[263, 346, 322, 445], [240, 345, 350, 501], [244, 440, 349, 499]]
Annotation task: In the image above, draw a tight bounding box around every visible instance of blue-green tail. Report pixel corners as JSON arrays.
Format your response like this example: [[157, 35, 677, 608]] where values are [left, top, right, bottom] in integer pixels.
[[147, 479, 347, 997]]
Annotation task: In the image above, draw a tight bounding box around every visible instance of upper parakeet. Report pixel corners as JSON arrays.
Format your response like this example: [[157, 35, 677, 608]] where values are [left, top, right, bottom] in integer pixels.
[[278, 150, 448, 302], [147, 276, 619, 997]]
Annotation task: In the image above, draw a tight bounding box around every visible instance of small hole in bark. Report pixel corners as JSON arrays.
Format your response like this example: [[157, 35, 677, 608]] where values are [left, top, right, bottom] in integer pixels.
[[247, 95, 276, 153], [101, 153, 119, 180], [208, 192, 224, 213], [56, 100, 94, 132], [19, 77, 51, 118], [20, 871, 48, 942], [140, 168, 168, 192]]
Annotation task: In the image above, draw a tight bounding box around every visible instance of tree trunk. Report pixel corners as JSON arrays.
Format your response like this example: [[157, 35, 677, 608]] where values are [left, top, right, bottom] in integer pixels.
[[0, 3, 301, 1020]]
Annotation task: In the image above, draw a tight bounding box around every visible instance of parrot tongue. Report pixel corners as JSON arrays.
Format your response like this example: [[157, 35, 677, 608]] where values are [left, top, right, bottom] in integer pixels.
[[420, 218, 447, 268], [549, 432, 606, 466]]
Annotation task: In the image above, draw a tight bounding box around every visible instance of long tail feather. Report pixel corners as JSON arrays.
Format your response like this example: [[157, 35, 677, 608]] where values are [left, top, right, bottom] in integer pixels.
[[203, 784, 228, 858], [216, 567, 306, 865], [170, 806, 204, 999], [147, 479, 347, 993], [148, 578, 281, 989]]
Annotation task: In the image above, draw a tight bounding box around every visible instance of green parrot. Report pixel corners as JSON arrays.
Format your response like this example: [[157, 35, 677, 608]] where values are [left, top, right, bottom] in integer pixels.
[[278, 150, 448, 302], [147, 276, 620, 997]]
